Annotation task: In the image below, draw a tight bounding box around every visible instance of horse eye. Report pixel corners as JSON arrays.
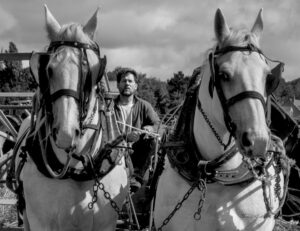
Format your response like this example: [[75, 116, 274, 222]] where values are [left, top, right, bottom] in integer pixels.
[[219, 72, 230, 81]]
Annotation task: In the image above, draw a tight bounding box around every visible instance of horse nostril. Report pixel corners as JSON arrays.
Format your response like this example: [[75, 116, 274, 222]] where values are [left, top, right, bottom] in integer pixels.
[[65, 145, 76, 153], [52, 128, 58, 140], [75, 128, 80, 137], [242, 132, 253, 147]]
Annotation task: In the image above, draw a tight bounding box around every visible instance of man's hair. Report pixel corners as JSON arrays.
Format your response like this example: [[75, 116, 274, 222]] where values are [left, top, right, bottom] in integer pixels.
[[116, 67, 138, 83]]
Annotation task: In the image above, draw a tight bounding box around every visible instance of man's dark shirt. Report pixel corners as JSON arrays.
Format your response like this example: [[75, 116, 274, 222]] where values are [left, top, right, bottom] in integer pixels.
[[114, 95, 160, 133]]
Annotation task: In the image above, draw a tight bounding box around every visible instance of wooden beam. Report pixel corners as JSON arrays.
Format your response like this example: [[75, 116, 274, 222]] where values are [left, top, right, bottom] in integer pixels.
[[0, 52, 46, 61], [0, 110, 18, 137], [0, 105, 32, 110], [0, 131, 15, 142], [0, 228, 23, 231], [0, 92, 34, 97], [0, 198, 17, 205]]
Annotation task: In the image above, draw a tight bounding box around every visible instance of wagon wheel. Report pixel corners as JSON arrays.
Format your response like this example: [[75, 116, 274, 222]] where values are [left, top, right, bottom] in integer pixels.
[[284, 188, 300, 216], [280, 165, 300, 221], [0, 152, 13, 182]]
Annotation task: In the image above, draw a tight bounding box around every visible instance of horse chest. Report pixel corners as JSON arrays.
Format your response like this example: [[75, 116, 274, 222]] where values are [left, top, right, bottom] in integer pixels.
[[21, 161, 127, 231]]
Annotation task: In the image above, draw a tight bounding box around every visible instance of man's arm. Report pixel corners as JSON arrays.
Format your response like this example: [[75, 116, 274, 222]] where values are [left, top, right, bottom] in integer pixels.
[[143, 102, 160, 132]]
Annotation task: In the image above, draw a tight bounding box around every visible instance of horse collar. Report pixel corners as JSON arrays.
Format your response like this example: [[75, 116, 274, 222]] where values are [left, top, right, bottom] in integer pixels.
[[165, 68, 244, 184]]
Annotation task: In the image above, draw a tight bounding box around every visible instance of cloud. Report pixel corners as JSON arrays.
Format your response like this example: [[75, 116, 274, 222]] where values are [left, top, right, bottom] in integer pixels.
[[0, 0, 299, 81], [0, 6, 16, 34]]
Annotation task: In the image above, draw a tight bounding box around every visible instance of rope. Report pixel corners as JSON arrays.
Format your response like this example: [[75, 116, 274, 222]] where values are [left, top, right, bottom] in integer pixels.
[[116, 121, 160, 138]]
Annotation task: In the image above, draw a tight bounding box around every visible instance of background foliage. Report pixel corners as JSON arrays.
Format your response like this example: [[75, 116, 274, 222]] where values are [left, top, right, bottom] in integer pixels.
[[0, 42, 298, 115]]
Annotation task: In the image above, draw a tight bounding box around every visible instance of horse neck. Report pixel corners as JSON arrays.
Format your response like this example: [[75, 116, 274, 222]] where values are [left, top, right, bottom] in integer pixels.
[[193, 63, 233, 160]]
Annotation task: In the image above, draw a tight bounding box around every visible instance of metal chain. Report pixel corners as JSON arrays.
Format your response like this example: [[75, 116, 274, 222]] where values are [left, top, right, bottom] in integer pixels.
[[156, 180, 206, 231], [197, 101, 230, 149], [193, 179, 207, 220], [274, 160, 282, 200], [244, 153, 284, 217], [88, 177, 122, 215]]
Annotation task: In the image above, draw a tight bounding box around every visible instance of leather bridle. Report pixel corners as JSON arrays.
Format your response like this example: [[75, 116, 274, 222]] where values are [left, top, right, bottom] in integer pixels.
[[42, 41, 107, 132], [208, 44, 284, 138]]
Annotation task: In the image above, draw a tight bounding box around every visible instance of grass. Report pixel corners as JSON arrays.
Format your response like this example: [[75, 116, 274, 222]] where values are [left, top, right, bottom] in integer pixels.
[[0, 184, 18, 228]]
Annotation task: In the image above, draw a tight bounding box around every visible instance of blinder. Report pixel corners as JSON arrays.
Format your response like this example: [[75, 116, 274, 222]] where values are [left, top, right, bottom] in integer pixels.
[[30, 52, 51, 95], [266, 62, 284, 96]]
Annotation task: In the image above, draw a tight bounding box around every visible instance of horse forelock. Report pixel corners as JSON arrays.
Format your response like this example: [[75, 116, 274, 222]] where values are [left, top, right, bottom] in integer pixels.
[[218, 27, 260, 49]]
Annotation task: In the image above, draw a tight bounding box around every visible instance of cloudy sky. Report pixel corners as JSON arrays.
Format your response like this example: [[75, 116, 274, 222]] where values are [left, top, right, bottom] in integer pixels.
[[0, 0, 299, 81]]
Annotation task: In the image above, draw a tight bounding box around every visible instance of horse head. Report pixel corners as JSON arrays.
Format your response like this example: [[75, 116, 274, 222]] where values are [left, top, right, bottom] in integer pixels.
[[29, 5, 107, 171], [199, 9, 282, 158]]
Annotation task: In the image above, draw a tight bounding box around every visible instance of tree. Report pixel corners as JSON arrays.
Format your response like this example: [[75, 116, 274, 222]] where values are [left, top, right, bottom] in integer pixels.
[[137, 74, 156, 107], [107, 66, 123, 81], [167, 71, 190, 109], [154, 84, 169, 115], [0, 42, 37, 104]]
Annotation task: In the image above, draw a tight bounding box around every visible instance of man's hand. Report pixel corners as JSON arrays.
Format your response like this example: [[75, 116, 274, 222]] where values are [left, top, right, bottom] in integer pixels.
[[127, 131, 141, 142], [142, 126, 154, 133]]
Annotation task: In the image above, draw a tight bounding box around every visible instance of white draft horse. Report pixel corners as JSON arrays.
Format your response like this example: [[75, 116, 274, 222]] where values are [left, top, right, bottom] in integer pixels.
[[9, 5, 129, 231], [154, 9, 289, 231]]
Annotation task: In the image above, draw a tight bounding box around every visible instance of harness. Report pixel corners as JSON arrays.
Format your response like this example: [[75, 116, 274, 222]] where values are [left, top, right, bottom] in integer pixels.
[[165, 66, 254, 185], [6, 40, 131, 215], [156, 45, 291, 228]]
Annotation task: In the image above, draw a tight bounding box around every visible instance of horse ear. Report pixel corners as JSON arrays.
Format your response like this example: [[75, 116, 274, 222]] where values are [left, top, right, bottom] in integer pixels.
[[83, 7, 99, 39], [214, 8, 230, 43], [44, 4, 61, 39], [251, 9, 263, 39]]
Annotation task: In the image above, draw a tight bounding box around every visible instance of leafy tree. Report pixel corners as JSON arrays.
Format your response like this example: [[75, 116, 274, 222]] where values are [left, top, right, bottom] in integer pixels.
[[107, 66, 123, 81], [154, 83, 169, 115], [0, 42, 37, 105], [167, 71, 190, 109], [137, 74, 156, 107], [273, 77, 295, 105]]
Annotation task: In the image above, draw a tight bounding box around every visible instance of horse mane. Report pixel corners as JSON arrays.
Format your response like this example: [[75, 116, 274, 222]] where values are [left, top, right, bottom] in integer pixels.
[[46, 22, 96, 46]]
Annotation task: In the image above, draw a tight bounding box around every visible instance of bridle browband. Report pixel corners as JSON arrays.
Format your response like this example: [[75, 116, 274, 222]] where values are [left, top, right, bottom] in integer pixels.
[[208, 43, 283, 137], [44, 40, 107, 132]]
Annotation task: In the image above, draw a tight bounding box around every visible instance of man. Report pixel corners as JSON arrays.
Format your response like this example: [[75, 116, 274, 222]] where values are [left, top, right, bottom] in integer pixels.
[[114, 67, 160, 192]]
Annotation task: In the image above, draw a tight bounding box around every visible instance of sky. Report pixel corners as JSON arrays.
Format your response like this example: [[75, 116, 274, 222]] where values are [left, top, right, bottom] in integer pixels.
[[0, 0, 299, 81]]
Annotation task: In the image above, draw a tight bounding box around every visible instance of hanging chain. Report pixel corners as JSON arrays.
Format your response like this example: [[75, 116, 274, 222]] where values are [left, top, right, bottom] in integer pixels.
[[156, 180, 207, 231], [88, 177, 122, 215], [86, 147, 124, 216], [243, 152, 286, 218], [197, 101, 231, 149], [193, 179, 207, 220]]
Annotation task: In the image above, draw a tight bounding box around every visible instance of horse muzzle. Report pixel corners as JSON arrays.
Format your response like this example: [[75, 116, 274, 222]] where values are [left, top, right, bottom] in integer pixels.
[[237, 128, 270, 158], [52, 125, 80, 150]]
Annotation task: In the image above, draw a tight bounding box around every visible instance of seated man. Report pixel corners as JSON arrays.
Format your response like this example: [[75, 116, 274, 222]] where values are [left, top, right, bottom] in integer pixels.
[[113, 67, 160, 192]]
